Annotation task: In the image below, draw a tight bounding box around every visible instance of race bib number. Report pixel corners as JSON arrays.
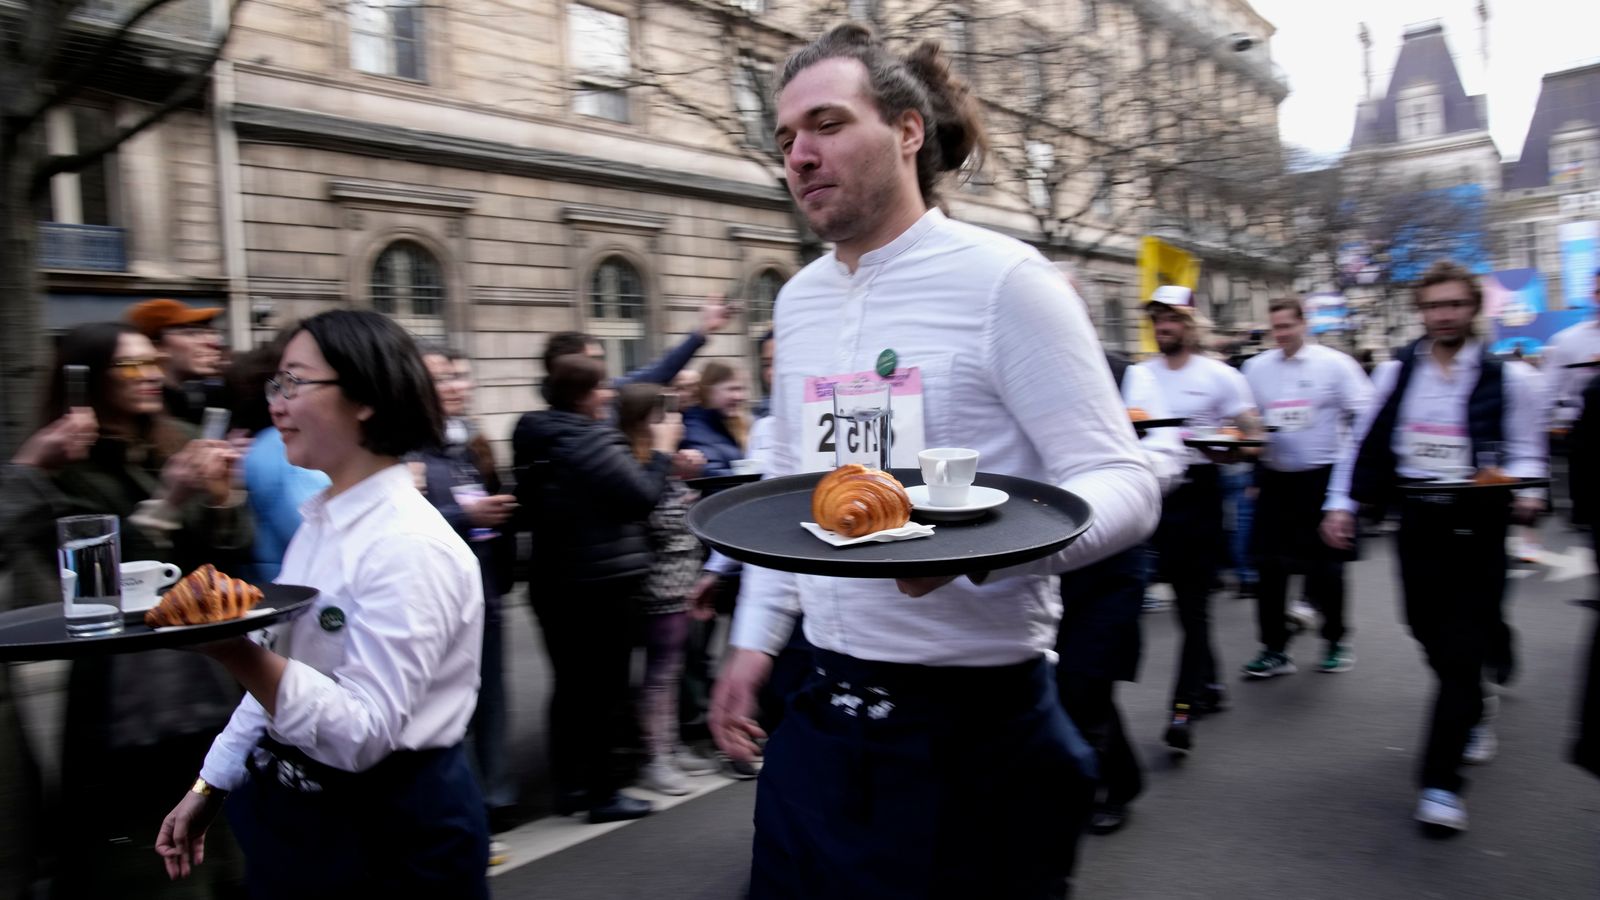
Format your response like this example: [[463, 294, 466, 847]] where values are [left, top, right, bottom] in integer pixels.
[[1401, 423, 1470, 475], [1266, 399, 1312, 433], [801, 369, 928, 474]]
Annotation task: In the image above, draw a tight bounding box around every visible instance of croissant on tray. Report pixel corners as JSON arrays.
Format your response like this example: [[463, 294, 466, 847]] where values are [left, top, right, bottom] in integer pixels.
[[1128, 407, 1151, 423], [1472, 466, 1518, 486], [812, 464, 912, 538], [144, 564, 264, 627]]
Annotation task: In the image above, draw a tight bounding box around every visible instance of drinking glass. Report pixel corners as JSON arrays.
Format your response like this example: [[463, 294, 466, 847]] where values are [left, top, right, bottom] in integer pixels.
[[57, 515, 124, 637], [831, 379, 893, 470]]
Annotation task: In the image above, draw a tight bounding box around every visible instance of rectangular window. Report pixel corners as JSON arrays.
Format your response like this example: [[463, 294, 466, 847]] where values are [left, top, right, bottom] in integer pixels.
[[569, 4, 631, 122], [1101, 289, 1126, 349], [1396, 88, 1442, 142], [732, 60, 776, 152], [1026, 140, 1054, 211], [39, 106, 119, 226], [350, 0, 426, 81]]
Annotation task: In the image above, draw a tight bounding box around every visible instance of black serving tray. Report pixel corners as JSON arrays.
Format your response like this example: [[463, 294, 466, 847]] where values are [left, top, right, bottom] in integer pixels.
[[0, 584, 318, 662], [686, 469, 1092, 579]]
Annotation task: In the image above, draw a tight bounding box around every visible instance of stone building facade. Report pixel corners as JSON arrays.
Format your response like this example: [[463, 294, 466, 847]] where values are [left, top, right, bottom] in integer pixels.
[[40, 0, 1293, 449]]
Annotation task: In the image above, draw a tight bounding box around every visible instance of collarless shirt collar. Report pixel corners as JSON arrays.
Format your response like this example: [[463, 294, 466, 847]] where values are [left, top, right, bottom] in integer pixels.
[[302, 463, 409, 530], [1419, 338, 1482, 378], [831, 207, 945, 276]]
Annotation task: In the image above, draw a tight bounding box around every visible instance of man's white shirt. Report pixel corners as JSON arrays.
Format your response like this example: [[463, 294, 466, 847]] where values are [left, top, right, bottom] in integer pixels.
[[1120, 362, 1186, 496], [1326, 340, 1548, 508], [1543, 319, 1600, 423], [1242, 343, 1373, 512], [729, 209, 1160, 667], [1137, 353, 1256, 466]]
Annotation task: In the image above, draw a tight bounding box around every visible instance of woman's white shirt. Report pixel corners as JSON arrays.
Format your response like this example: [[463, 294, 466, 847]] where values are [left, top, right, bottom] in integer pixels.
[[200, 463, 484, 789]]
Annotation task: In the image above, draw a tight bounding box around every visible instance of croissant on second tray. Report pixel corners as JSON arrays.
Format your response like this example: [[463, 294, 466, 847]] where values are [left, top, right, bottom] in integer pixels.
[[812, 464, 912, 538], [1472, 466, 1518, 486], [1128, 407, 1151, 422], [144, 564, 264, 627]]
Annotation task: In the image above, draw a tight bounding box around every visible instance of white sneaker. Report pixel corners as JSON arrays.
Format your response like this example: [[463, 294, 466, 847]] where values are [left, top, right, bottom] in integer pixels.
[[639, 760, 692, 796], [1414, 788, 1468, 831], [1462, 725, 1498, 765], [488, 840, 509, 867], [672, 744, 719, 775]]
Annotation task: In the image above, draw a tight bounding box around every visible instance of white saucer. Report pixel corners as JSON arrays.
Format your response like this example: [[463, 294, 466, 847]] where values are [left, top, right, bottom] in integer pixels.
[[905, 485, 1009, 521]]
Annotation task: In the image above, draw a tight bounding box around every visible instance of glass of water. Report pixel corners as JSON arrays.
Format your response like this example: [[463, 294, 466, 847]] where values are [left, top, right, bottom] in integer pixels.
[[57, 515, 124, 637], [831, 378, 893, 470]]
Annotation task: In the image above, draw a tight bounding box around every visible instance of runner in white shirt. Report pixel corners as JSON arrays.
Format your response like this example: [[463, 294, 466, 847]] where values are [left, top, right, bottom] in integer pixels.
[[1240, 298, 1373, 679], [1137, 286, 1260, 754], [156, 310, 489, 896], [710, 26, 1159, 899], [1543, 271, 1600, 528], [1329, 261, 1547, 833]]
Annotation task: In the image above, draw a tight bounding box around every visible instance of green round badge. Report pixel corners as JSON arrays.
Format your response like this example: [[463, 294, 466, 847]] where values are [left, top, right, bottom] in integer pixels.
[[318, 607, 346, 632], [876, 348, 898, 378]]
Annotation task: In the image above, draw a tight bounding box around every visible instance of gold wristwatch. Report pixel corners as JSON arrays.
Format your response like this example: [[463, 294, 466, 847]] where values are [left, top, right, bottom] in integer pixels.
[[191, 777, 217, 797]]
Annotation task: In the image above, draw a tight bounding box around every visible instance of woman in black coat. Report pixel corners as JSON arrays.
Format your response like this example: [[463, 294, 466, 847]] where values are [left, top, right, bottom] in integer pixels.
[[511, 354, 686, 822]]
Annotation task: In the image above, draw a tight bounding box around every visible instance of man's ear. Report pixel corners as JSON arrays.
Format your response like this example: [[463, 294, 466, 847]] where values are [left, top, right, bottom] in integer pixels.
[[898, 109, 926, 159]]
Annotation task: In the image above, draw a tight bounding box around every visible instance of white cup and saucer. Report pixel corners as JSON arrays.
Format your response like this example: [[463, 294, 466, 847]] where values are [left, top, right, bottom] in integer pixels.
[[905, 448, 1009, 521], [120, 560, 182, 613]]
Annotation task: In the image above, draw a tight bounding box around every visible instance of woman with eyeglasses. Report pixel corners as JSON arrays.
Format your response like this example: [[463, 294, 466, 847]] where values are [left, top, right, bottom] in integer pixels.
[[5, 321, 254, 897], [156, 310, 489, 896]]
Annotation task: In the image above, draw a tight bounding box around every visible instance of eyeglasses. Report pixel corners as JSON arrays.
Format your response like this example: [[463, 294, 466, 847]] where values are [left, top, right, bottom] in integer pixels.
[[265, 372, 340, 401], [109, 358, 162, 380], [1417, 298, 1474, 313]]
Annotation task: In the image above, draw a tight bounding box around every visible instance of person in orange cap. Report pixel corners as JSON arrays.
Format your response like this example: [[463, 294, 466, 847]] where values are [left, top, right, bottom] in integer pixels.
[[126, 298, 226, 425]]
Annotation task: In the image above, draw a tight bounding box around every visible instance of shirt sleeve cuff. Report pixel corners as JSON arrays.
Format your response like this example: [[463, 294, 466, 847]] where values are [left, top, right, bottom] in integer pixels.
[[728, 604, 795, 656], [1322, 493, 1357, 514]]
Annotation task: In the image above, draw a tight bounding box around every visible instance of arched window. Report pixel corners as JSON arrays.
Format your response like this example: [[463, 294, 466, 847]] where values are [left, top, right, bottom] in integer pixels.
[[588, 256, 647, 374], [371, 240, 446, 338]]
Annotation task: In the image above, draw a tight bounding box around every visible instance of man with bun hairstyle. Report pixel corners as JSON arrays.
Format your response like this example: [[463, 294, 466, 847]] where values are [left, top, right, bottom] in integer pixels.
[[711, 24, 1159, 897]]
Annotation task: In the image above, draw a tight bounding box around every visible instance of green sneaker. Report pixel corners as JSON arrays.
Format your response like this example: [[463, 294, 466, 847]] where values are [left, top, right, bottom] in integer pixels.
[[1318, 643, 1354, 673], [1242, 650, 1296, 678]]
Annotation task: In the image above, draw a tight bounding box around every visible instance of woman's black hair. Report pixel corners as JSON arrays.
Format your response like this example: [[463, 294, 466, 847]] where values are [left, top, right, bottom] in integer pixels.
[[292, 309, 443, 456], [541, 353, 608, 412], [228, 324, 298, 436], [43, 321, 141, 426]]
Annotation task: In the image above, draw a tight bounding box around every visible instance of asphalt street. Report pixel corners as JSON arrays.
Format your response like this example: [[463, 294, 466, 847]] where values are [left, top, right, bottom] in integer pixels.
[[491, 518, 1600, 899]]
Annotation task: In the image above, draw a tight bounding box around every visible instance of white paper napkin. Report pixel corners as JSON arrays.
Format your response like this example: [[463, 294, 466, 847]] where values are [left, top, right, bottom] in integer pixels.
[[801, 521, 936, 547]]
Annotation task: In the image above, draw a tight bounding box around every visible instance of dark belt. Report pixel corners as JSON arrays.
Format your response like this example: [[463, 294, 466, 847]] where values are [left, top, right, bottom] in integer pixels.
[[246, 736, 453, 796]]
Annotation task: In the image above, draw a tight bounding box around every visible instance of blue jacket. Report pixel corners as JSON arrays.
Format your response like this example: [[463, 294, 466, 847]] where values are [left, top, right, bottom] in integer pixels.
[[243, 427, 330, 582], [681, 406, 745, 477]]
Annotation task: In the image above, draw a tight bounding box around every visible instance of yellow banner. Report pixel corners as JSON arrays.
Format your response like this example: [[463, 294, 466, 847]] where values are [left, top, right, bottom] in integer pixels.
[[1137, 236, 1201, 354]]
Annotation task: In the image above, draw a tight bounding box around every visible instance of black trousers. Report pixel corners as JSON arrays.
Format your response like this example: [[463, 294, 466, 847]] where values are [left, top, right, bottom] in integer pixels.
[[227, 739, 488, 899], [1252, 466, 1353, 653], [1153, 466, 1224, 706], [534, 577, 641, 799], [1397, 490, 1509, 793], [1057, 546, 1145, 808], [751, 650, 1094, 900]]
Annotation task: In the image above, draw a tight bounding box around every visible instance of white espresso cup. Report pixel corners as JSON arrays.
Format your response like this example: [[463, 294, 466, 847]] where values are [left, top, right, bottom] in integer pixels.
[[120, 560, 181, 611], [918, 448, 981, 507], [729, 458, 762, 476]]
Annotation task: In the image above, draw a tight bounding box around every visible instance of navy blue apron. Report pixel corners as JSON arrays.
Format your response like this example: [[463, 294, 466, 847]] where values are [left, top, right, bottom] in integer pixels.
[[751, 649, 1096, 900], [225, 737, 488, 899]]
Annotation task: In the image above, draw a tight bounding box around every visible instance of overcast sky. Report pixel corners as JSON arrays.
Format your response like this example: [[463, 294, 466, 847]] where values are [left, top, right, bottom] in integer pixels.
[[1250, 0, 1600, 162]]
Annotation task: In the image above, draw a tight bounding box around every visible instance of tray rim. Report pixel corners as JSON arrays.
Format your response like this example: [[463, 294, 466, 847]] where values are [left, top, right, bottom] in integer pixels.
[[1182, 437, 1267, 449], [686, 469, 1093, 578], [1133, 417, 1186, 430], [1398, 477, 1551, 492], [0, 583, 318, 662]]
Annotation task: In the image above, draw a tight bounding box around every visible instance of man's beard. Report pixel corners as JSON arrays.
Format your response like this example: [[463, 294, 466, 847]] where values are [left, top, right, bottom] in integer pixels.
[[1432, 331, 1467, 349], [798, 147, 902, 244], [1157, 335, 1183, 356]]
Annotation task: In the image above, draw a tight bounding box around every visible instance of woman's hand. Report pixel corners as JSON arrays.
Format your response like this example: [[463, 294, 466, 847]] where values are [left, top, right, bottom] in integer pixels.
[[11, 409, 97, 470], [155, 787, 227, 880], [672, 449, 706, 480], [162, 440, 237, 506], [465, 494, 518, 528], [650, 412, 684, 455]]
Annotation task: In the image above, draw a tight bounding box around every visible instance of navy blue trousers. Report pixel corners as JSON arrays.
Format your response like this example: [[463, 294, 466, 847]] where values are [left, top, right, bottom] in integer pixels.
[[751, 650, 1095, 900], [225, 739, 488, 899]]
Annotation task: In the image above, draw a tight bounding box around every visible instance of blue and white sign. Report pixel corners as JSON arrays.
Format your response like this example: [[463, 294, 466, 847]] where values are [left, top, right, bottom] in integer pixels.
[[1560, 221, 1598, 309], [1305, 292, 1349, 334]]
